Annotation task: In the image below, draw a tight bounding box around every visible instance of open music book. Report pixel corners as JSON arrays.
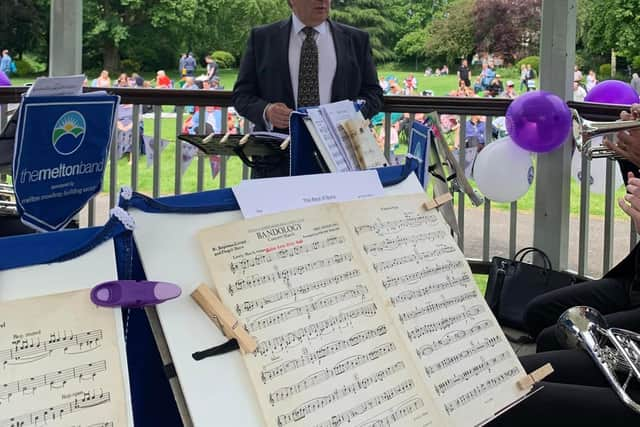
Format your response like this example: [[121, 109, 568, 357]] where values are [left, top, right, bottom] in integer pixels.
[[197, 193, 532, 427], [304, 101, 388, 172], [0, 289, 129, 427]]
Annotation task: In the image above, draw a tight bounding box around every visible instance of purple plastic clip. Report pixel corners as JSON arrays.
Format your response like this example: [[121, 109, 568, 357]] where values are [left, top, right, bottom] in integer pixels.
[[91, 280, 181, 308]]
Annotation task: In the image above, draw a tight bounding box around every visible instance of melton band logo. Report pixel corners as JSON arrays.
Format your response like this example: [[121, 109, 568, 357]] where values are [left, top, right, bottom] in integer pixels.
[[52, 110, 86, 155]]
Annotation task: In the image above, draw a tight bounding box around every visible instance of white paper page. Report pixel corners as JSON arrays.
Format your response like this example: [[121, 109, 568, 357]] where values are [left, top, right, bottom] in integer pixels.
[[0, 240, 133, 427], [233, 170, 384, 218], [307, 109, 351, 172], [128, 177, 422, 427], [26, 75, 85, 97], [340, 194, 530, 427]]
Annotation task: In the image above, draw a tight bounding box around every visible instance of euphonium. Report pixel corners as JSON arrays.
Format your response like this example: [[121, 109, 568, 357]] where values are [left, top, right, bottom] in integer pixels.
[[571, 109, 640, 159], [556, 306, 640, 413]]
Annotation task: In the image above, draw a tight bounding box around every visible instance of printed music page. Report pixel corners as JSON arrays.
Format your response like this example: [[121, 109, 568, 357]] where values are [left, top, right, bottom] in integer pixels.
[[0, 289, 128, 427], [339, 193, 529, 427], [198, 204, 445, 427]]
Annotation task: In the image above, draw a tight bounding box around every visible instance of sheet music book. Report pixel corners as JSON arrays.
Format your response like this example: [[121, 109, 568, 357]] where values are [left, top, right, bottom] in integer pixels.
[[304, 101, 361, 172], [0, 289, 129, 427], [197, 193, 531, 427], [340, 113, 389, 169]]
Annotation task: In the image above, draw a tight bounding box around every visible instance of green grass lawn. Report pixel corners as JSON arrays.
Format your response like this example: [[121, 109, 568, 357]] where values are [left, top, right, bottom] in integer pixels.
[[9, 65, 527, 97]]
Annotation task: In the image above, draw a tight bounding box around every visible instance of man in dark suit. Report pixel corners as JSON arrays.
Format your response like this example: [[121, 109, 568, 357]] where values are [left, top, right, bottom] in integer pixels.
[[232, 0, 383, 177]]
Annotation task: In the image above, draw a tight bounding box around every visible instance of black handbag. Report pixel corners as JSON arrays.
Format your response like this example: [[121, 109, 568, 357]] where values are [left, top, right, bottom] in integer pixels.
[[485, 247, 581, 331]]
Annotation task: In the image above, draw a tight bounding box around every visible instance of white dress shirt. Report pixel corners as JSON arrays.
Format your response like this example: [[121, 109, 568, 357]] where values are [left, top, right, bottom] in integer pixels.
[[289, 14, 337, 107]]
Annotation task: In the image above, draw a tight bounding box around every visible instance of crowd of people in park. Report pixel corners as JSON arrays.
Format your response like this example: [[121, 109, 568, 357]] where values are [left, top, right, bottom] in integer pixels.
[[81, 52, 243, 178]]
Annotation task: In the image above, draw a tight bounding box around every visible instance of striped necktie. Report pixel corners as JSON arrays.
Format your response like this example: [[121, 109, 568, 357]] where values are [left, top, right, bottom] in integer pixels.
[[297, 27, 320, 108]]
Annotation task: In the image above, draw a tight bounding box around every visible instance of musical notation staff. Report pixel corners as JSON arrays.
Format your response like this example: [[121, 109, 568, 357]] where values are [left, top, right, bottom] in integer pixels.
[[255, 303, 378, 357], [381, 261, 465, 289], [406, 305, 484, 341], [0, 361, 106, 401], [443, 368, 520, 415], [356, 397, 425, 427], [260, 326, 388, 384], [398, 291, 477, 322], [275, 362, 407, 425], [372, 245, 457, 273], [229, 253, 354, 294], [0, 390, 111, 427], [0, 331, 103, 367], [389, 274, 469, 305], [312, 380, 416, 427], [434, 351, 511, 396], [362, 231, 448, 254], [247, 287, 368, 332], [229, 236, 346, 273], [269, 345, 400, 404], [424, 335, 503, 377], [237, 270, 362, 315], [416, 320, 492, 358], [353, 215, 438, 236]]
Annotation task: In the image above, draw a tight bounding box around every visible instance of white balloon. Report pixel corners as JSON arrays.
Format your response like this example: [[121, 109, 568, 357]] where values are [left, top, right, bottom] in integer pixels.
[[473, 137, 534, 202], [571, 136, 623, 194]]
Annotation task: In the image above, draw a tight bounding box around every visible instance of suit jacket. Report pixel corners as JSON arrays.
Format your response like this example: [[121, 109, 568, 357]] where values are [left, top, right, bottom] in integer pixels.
[[232, 17, 383, 134]]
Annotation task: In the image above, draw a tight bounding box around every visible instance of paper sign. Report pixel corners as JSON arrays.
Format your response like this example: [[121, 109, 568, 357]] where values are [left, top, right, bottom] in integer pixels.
[[232, 170, 384, 218]]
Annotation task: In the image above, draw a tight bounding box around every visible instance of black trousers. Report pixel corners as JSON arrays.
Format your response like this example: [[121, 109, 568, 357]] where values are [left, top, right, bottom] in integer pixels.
[[487, 350, 640, 426], [523, 277, 640, 351]]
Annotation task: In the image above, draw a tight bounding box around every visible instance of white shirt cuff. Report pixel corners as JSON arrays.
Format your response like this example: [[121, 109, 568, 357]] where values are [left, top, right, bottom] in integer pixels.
[[262, 103, 274, 131]]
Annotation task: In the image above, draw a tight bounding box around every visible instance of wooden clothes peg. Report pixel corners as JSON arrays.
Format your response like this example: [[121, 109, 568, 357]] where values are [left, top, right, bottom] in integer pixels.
[[516, 363, 554, 390], [191, 284, 257, 354], [422, 193, 453, 211]]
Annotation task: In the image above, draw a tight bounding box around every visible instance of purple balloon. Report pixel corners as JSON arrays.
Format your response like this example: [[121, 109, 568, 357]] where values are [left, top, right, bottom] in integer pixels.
[[0, 70, 10, 87], [584, 80, 639, 105], [505, 90, 572, 153]]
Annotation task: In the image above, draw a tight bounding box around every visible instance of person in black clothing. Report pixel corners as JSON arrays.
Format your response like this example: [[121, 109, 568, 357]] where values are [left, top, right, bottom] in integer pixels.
[[486, 110, 640, 426], [457, 59, 471, 87], [488, 168, 640, 426]]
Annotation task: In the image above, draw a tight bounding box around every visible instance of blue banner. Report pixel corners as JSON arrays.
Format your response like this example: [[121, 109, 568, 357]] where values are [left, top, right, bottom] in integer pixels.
[[12, 95, 119, 231], [408, 121, 431, 188]]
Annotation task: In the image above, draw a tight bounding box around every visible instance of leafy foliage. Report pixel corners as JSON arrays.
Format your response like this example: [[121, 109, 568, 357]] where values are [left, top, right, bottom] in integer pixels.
[[424, 0, 475, 66], [473, 0, 541, 63], [211, 51, 236, 69], [13, 59, 36, 76], [331, 0, 399, 62], [599, 63, 612, 79], [0, 0, 49, 60], [579, 0, 640, 60], [515, 56, 540, 73]]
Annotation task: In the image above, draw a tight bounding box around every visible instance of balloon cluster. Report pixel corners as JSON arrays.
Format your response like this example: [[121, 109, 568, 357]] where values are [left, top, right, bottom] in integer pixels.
[[472, 80, 638, 202]]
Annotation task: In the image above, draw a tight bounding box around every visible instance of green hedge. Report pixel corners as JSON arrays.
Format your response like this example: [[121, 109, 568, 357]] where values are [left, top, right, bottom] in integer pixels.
[[515, 56, 539, 73], [599, 64, 612, 78], [211, 51, 236, 69], [13, 59, 35, 76]]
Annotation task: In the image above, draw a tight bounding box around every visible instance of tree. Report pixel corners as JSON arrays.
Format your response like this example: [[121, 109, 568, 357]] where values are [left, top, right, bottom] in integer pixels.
[[0, 0, 49, 60], [579, 0, 640, 60], [331, 0, 399, 62], [473, 0, 541, 63], [424, 0, 475, 66]]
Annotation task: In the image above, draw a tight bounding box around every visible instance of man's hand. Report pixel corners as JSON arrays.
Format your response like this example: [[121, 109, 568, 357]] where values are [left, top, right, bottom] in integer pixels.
[[605, 103, 640, 167], [266, 102, 293, 130], [619, 172, 640, 231]]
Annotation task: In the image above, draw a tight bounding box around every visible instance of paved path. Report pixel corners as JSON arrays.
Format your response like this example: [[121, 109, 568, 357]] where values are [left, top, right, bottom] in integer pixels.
[[81, 192, 635, 279]]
